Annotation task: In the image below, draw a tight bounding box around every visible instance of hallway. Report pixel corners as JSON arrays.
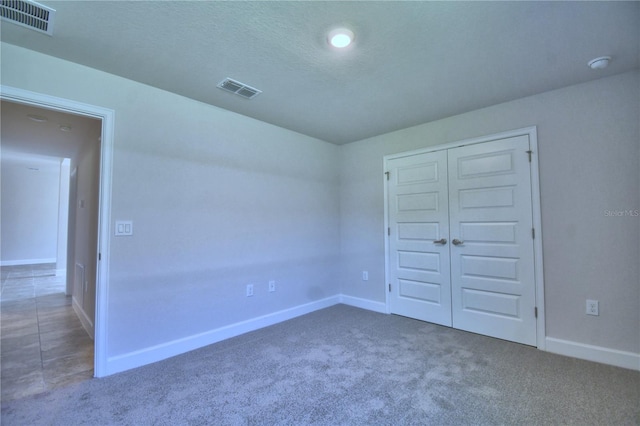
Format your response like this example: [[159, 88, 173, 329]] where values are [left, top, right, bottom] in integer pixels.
[[1, 264, 93, 401]]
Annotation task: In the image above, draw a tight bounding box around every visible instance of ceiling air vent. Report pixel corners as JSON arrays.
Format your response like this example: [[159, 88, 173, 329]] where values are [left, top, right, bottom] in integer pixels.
[[0, 0, 55, 36], [217, 78, 262, 100]]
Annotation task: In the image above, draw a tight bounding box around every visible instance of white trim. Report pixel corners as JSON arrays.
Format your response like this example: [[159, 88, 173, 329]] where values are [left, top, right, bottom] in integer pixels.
[[383, 127, 546, 349], [0, 85, 114, 378], [56, 158, 70, 282], [106, 296, 341, 376], [72, 297, 95, 340], [527, 127, 546, 350], [56, 268, 66, 277], [0, 258, 56, 266], [385, 127, 539, 160], [383, 160, 392, 314], [340, 294, 387, 313], [546, 337, 640, 371]]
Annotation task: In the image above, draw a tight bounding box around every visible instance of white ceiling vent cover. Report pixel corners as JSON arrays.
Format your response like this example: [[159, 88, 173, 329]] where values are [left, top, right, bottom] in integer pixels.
[[217, 78, 262, 99], [0, 0, 55, 35]]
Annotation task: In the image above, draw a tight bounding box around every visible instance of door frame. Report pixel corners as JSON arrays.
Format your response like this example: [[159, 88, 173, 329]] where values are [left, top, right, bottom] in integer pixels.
[[383, 126, 546, 350], [1, 85, 115, 376]]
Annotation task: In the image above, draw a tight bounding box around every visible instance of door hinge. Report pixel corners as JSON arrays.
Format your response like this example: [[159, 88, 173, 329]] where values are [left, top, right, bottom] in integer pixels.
[[532, 228, 535, 239], [534, 307, 538, 318], [388, 227, 391, 236], [99, 253, 101, 261], [526, 150, 533, 162], [388, 283, 391, 292], [385, 171, 390, 180]]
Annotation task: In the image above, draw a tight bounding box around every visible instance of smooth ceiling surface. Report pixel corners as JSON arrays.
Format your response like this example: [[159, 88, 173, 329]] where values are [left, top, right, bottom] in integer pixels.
[[1, 1, 639, 145], [1, 100, 102, 161]]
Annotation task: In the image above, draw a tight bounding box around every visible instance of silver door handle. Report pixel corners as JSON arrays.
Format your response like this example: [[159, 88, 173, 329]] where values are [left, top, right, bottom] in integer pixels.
[[452, 239, 464, 246], [433, 238, 447, 245]]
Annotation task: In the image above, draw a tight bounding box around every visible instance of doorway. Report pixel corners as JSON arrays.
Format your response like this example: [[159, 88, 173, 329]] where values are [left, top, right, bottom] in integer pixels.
[[1, 85, 115, 377], [0, 102, 101, 398]]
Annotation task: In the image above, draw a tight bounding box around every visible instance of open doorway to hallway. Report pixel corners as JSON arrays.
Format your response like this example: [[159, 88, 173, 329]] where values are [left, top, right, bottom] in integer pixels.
[[0, 100, 102, 399]]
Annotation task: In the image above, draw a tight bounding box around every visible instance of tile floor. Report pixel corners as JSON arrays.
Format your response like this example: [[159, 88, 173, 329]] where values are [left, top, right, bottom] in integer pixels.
[[1, 263, 93, 402]]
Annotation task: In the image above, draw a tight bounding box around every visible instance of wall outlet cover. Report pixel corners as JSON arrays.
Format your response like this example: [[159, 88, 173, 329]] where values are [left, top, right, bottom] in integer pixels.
[[586, 299, 599, 316]]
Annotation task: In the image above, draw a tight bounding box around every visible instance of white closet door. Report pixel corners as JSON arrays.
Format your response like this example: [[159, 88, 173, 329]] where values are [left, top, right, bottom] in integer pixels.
[[448, 135, 536, 345], [387, 151, 452, 326]]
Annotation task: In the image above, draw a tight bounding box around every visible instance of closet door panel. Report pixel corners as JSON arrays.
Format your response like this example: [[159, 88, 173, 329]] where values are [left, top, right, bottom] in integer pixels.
[[387, 151, 452, 326], [448, 135, 536, 346]]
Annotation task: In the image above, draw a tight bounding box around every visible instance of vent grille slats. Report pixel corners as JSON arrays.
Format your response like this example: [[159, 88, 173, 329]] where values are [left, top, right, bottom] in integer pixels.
[[217, 78, 261, 100], [1, 0, 55, 36]]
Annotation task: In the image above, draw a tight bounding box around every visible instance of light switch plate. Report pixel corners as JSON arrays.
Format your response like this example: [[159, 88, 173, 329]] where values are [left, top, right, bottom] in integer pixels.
[[115, 220, 133, 236]]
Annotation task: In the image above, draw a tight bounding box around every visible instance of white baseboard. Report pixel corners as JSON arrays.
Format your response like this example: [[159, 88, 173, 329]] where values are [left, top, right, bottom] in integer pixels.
[[99, 293, 640, 377], [339, 294, 387, 314], [105, 295, 342, 376], [72, 297, 95, 340], [1, 258, 56, 266], [545, 337, 640, 371]]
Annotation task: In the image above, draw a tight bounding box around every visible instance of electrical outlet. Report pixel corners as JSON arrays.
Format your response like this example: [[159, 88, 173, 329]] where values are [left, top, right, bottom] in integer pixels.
[[586, 299, 599, 316], [246, 284, 254, 297], [269, 280, 276, 292], [362, 271, 368, 281]]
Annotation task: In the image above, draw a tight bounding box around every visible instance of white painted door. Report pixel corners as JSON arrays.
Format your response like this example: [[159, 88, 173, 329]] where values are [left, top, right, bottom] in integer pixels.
[[387, 151, 452, 326], [448, 135, 536, 345], [386, 134, 537, 346]]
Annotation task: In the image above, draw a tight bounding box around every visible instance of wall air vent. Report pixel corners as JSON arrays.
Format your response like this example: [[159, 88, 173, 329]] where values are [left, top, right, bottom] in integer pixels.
[[217, 78, 262, 100], [0, 0, 55, 36]]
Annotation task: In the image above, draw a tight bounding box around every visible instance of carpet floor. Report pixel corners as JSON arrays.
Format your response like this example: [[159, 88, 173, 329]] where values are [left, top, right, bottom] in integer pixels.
[[1, 304, 639, 425]]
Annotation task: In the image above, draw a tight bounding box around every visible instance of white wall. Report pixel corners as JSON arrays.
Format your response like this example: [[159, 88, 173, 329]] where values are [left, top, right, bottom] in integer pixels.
[[70, 131, 101, 336], [1, 154, 61, 265], [339, 71, 640, 357], [1, 43, 341, 372]]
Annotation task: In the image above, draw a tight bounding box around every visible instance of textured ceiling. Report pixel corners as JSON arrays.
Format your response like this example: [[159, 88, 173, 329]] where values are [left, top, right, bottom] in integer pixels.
[[1, 1, 639, 145]]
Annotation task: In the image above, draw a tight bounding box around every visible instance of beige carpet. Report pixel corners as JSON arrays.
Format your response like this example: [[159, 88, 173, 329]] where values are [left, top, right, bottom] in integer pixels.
[[2, 305, 639, 425]]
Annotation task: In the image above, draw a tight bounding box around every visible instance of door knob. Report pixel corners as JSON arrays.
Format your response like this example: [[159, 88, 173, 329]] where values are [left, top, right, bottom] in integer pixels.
[[452, 239, 464, 246], [433, 238, 447, 245]]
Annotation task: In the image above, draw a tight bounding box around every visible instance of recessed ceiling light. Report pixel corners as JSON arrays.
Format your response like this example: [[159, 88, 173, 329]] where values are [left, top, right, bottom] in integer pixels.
[[328, 28, 354, 49], [59, 125, 72, 132], [27, 114, 48, 123], [588, 56, 611, 70]]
